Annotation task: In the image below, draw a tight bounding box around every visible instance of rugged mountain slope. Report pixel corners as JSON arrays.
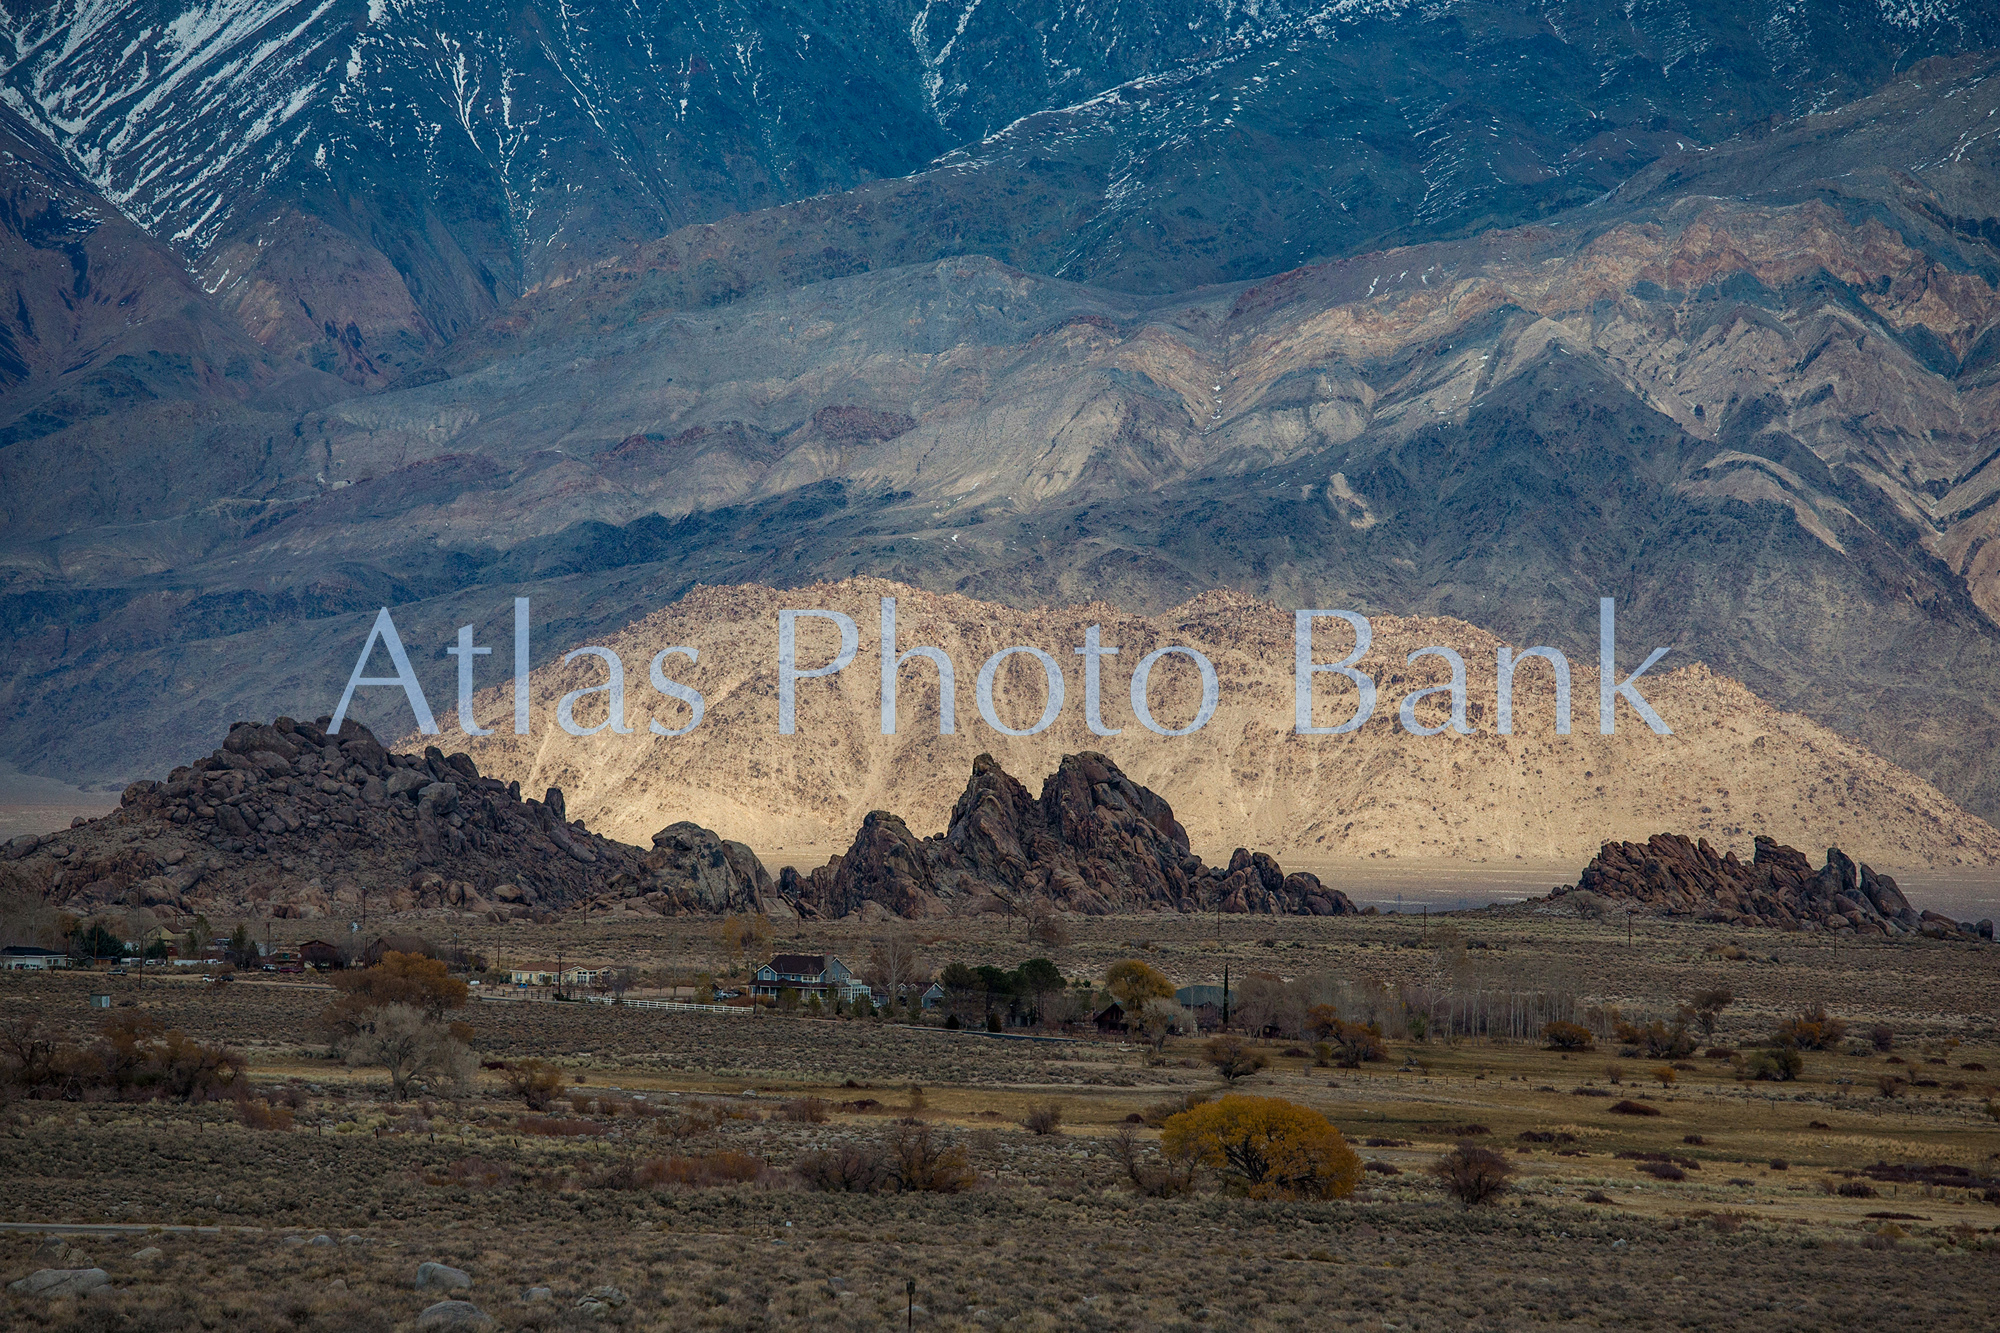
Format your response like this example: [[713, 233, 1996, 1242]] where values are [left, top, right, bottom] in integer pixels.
[[3, 40, 1999, 839], [452, 2, 2000, 358], [399, 579, 2000, 871], [0, 102, 281, 445], [4, 0, 1988, 398]]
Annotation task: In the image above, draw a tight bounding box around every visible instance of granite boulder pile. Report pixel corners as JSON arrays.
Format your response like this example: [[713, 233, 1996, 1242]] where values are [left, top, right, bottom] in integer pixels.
[[0, 718, 773, 922], [780, 752, 1358, 919], [1546, 833, 1994, 940]]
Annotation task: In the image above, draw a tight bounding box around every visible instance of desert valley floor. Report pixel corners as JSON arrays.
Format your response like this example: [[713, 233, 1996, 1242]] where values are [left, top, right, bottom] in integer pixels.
[[1, 910, 1995, 1332]]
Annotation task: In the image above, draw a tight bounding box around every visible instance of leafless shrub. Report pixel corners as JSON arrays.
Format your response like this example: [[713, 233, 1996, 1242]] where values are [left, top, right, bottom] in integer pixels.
[[1141, 1090, 1214, 1128], [1636, 1160, 1684, 1181], [1110, 1122, 1197, 1197], [795, 1144, 891, 1193], [1203, 1035, 1267, 1083], [498, 1058, 565, 1111], [780, 1096, 829, 1123], [585, 1150, 772, 1190], [235, 1096, 293, 1131], [1020, 1100, 1063, 1135], [1430, 1143, 1513, 1206], [885, 1119, 976, 1193], [1837, 1180, 1877, 1198]]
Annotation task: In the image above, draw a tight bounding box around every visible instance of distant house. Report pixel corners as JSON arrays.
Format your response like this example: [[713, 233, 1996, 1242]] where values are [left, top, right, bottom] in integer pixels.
[[1093, 1002, 1128, 1034], [1175, 986, 1232, 1031], [509, 964, 560, 986], [0, 945, 65, 971], [752, 954, 869, 1003], [1187, 1002, 1226, 1032], [871, 980, 945, 1010], [299, 940, 344, 970]]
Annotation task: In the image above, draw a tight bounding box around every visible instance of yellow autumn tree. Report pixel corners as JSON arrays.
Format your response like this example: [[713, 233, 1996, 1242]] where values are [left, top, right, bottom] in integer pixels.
[[1161, 1094, 1362, 1201], [1104, 959, 1175, 1008]]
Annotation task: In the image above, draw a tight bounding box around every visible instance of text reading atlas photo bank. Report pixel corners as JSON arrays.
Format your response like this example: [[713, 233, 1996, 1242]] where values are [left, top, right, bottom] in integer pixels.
[[329, 597, 1674, 744]]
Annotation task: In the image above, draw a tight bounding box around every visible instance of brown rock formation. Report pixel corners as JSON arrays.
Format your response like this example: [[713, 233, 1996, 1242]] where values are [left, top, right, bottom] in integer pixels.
[[638, 823, 790, 920], [0, 718, 770, 924], [1545, 833, 1994, 940], [781, 751, 1358, 919]]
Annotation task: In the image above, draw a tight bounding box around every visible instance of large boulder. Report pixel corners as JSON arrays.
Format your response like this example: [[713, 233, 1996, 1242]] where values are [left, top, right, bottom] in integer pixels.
[[644, 822, 787, 916], [829, 811, 952, 919], [7, 1268, 110, 1298], [415, 1262, 472, 1292], [414, 1300, 493, 1331]]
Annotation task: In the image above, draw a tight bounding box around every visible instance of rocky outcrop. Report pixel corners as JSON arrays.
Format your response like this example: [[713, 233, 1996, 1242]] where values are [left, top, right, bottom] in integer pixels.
[[636, 822, 792, 919], [781, 751, 1358, 919], [0, 718, 770, 923], [1545, 833, 1995, 940]]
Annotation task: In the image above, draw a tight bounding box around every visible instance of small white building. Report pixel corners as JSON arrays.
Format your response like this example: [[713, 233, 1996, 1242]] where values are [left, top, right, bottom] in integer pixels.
[[0, 946, 66, 971]]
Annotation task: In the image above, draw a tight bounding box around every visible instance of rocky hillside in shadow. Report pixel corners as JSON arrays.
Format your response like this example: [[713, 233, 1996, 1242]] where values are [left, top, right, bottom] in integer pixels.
[[779, 751, 1357, 919], [1540, 833, 1995, 939], [0, 720, 1362, 924], [0, 717, 785, 925]]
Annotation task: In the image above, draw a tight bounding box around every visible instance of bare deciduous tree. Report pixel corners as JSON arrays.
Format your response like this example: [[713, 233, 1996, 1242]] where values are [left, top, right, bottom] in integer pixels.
[[348, 1003, 472, 1101], [1138, 997, 1191, 1054], [867, 930, 928, 1010]]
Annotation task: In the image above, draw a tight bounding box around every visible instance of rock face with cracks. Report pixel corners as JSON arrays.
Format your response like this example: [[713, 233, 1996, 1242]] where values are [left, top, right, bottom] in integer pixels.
[[0, 717, 772, 924], [1545, 833, 1994, 939], [780, 751, 1358, 919]]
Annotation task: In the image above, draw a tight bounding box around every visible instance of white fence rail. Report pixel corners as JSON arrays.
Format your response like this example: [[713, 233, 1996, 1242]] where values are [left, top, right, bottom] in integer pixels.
[[476, 991, 750, 1016]]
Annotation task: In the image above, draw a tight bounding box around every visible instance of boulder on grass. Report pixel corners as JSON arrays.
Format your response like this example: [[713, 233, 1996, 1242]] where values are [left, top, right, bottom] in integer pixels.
[[414, 1300, 493, 1331], [7, 1268, 110, 1298]]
